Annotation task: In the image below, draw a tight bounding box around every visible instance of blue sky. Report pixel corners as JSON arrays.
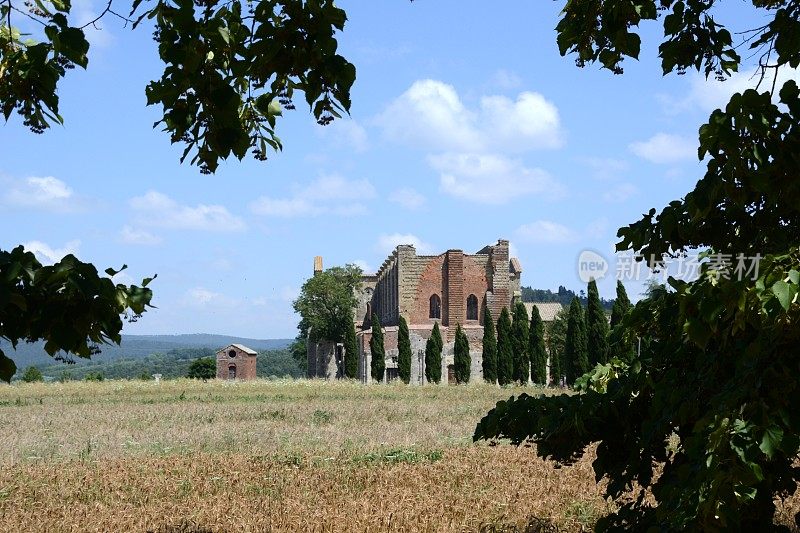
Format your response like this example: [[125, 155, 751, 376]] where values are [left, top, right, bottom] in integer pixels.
[[0, 1, 786, 338]]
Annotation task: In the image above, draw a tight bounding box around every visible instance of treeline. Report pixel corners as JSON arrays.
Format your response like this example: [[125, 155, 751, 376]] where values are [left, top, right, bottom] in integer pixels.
[[482, 279, 635, 387], [26, 348, 303, 382], [521, 285, 615, 312]]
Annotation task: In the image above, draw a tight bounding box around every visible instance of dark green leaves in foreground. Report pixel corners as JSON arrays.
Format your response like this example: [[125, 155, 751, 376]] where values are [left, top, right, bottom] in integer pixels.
[[132, 0, 356, 173], [2, 0, 355, 172], [1, 0, 90, 133], [0, 246, 154, 382]]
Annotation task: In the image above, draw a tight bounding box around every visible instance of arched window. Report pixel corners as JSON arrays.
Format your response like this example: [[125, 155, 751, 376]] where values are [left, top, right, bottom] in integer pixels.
[[467, 294, 479, 320], [429, 294, 441, 319], [228, 364, 237, 379]]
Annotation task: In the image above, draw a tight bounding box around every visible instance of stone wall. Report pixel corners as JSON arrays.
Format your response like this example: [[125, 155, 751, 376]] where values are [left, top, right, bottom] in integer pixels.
[[358, 325, 485, 385]]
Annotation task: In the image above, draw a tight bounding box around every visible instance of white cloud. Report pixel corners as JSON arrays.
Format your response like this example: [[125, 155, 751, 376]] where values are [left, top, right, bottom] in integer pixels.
[[602, 182, 638, 203], [130, 191, 246, 232], [318, 119, 369, 152], [376, 233, 434, 255], [515, 221, 576, 244], [629, 133, 696, 164], [481, 92, 563, 151], [3, 176, 80, 212], [120, 225, 162, 246], [352, 259, 372, 273], [22, 240, 81, 265], [659, 66, 800, 114], [376, 79, 563, 153], [184, 287, 237, 307], [250, 174, 375, 218], [429, 153, 563, 204], [389, 188, 426, 210]]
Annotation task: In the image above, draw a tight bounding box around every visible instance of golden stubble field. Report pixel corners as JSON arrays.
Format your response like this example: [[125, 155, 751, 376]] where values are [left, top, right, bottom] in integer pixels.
[[0, 379, 609, 532]]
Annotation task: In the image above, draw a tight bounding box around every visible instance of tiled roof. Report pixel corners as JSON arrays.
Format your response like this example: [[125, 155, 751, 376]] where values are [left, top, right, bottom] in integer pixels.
[[523, 302, 564, 322], [217, 343, 258, 355]]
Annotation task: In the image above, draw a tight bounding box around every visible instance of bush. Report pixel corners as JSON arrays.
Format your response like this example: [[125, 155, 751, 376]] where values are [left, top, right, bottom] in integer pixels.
[[21, 366, 43, 383], [187, 357, 216, 380], [84, 371, 104, 382]]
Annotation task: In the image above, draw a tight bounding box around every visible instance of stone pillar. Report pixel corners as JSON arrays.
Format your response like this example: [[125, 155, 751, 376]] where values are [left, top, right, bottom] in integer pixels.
[[445, 250, 464, 334], [489, 240, 510, 318]]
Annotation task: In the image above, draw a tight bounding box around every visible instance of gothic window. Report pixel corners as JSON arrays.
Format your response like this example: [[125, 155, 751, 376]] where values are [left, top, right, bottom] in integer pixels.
[[467, 294, 479, 320], [429, 294, 441, 319]]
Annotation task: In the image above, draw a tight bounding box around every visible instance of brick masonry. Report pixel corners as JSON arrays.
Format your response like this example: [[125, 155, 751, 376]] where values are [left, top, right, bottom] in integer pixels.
[[216, 345, 257, 380], [307, 239, 522, 383]]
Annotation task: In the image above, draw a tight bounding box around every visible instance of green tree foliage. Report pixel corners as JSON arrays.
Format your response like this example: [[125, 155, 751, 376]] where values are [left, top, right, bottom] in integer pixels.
[[84, 371, 104, 382], [546, 309, 567, 386], [609, 281, 636, 362], [343, 318, 359, 380], [0, 247, 154, 382], [187, 357, 216, 380], [563, 298, 588, 386], [453, 324, 470, 384], [20, 366, 43, 383], [495, 307, 513, 386], [256, 349, 304, 379], [481, 304, 497, 384], [397, 316, 412, 384], [511, 301, 530, 384], [477, 1, 800, 529], [528, 306, 547, 385], [0, 0, 356, 173], [293, 264, 362, 344], [289, 334, 308, 374], [585, 279, 609, 367], [424, 322, 442, 384], [610, 280, 631, 329], [369, 313, 385, 383], [521, 285, 614, 311]]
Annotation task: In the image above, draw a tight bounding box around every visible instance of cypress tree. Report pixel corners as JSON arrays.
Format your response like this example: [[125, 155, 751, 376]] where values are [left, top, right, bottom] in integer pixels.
[[610, 280, 636, 361], [343, 318, 359, 379], [397, 315, 412, 384], [496, 306, 514, 386], [610, 280, 631, 329], [425, 322, 443, 384], [511, 301, 530, 384], [453, 324, 471, 384], [369, 313, 385, 383], [586, 279, 609, 367], [564, 298, 588, 385], [529, 305, 547, 385], [481, 304, 498, 383]]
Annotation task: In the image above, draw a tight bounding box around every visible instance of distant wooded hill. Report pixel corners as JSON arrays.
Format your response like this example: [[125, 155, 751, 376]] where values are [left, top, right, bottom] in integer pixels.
[[31, 347, 303, 381], [521, 286, 614, 311], [1, 334, 292, 369]]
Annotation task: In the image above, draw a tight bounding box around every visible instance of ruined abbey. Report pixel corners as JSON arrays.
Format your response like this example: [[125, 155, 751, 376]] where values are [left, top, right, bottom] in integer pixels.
[[307, 239, 522, 383]]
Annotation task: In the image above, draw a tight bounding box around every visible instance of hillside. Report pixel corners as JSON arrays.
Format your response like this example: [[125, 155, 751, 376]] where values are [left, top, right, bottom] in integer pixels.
[[2, 334, 293, 369]]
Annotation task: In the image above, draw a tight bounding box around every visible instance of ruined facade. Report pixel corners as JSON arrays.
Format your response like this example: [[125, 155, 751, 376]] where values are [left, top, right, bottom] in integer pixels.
[[307, 239, 522, 383], [216, 344, 258, 380]]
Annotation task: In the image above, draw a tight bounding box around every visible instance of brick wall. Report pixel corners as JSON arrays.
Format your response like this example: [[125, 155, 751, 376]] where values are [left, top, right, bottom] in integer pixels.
[[216, 346, 257, 380]]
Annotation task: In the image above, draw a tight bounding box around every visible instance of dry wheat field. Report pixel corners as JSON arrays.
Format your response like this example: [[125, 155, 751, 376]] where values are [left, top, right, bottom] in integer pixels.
[[0, 379, 606, 532]]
